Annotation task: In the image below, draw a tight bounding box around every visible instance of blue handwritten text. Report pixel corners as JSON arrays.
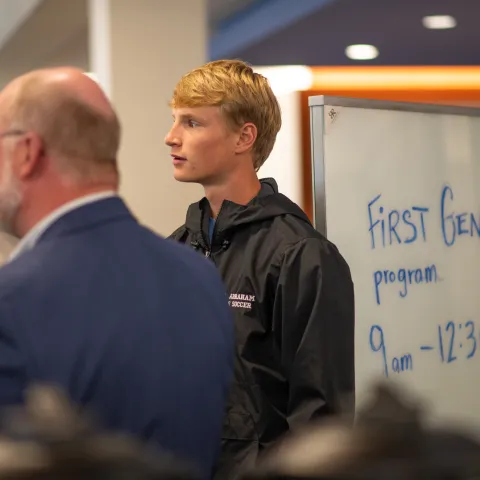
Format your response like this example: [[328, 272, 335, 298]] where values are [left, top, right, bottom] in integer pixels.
[[373, 264, 438, 305], [440, 185, 480, 247], [368, 194, 429, 249]]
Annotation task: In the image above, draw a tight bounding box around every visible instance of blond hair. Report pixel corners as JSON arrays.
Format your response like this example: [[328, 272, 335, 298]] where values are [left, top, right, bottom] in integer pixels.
[[5, 74, 120, 182], [171, 59, 281, 171]]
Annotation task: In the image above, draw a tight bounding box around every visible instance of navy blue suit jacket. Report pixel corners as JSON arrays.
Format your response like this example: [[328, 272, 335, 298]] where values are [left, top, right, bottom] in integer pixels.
[[0, 197, 234, 478]]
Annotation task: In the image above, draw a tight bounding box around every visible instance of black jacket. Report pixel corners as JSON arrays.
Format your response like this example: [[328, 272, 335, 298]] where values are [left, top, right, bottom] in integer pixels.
[[170, 179, 355, 479]]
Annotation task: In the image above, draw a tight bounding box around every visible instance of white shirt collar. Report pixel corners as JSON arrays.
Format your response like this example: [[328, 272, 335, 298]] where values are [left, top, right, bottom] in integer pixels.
[[9, 191, 117, 262]]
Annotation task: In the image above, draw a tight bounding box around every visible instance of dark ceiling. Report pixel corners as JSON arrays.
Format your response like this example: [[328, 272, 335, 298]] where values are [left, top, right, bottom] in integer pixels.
[[213, 0, 480, 66]]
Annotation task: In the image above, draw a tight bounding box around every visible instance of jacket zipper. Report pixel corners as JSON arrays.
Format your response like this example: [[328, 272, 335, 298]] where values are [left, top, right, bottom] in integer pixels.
[[202, 203, 225, 259], [200, 229, 211, 258]]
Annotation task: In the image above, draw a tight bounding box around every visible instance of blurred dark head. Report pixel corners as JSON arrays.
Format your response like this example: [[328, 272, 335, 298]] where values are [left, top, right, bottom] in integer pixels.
[[242, 383, 480, 480], [0, 384, 198, 480]]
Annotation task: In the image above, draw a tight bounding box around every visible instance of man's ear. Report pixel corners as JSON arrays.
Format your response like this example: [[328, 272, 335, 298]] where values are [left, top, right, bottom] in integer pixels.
[[235, 122, 257, 155], [13, 132, 44, 180]]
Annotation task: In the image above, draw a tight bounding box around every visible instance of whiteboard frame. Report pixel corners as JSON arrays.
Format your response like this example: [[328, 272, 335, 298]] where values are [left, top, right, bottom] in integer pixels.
[[308, 95, 480, 235]]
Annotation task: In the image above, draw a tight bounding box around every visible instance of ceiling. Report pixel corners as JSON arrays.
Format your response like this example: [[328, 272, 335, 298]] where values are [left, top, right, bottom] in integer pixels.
[[0, 0, 477, 70], [207, 0, 260, 30], [211, 0, 480, 66]]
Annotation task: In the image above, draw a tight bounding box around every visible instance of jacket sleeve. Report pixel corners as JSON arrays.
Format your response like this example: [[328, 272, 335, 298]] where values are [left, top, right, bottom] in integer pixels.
[[272, 237, 355, 429], [168, 226, 185, 241], [168, 226, 189, 243]]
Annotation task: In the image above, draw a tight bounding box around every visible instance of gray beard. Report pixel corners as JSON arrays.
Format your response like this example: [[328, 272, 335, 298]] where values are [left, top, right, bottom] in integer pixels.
[[0, 164, 22, 237]]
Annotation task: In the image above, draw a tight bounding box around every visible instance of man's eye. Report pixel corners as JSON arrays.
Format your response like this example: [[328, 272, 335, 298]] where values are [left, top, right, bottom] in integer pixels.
[[187, 120, 199, 128]]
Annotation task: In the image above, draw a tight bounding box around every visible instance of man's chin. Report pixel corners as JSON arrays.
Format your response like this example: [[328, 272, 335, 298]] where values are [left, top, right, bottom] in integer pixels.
[[173, 171, 200, 183]]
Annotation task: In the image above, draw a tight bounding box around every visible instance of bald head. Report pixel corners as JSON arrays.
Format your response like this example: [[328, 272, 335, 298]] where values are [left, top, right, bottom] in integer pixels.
[[1, 67, 114, 117], [0, 66, 121, 182]]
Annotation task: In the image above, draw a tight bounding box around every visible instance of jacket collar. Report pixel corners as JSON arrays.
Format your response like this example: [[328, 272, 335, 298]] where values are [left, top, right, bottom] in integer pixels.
[[184, 178, 279, 235]]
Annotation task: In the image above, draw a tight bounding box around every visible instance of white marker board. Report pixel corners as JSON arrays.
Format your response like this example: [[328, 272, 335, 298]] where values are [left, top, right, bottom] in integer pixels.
[[309, 96, 480, 426]]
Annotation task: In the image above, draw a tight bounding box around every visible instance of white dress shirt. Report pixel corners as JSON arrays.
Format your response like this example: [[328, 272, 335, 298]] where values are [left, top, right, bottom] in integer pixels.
[[8, 191, 117, 262]]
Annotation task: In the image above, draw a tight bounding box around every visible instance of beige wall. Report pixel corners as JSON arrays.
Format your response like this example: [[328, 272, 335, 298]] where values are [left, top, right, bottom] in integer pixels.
[[90, 0, 205, 236], [41, 26, 88, 70]]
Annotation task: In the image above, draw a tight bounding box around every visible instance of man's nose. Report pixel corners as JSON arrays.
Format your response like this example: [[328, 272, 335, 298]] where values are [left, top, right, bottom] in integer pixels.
[[165, 127, 180, 147]]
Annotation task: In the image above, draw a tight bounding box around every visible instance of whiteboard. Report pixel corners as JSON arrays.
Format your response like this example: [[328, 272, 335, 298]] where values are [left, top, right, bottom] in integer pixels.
[[309, 96, 480, 427]]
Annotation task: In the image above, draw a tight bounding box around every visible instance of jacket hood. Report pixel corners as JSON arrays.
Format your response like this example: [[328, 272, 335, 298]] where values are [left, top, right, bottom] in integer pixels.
[[184, 178, 311, 236]]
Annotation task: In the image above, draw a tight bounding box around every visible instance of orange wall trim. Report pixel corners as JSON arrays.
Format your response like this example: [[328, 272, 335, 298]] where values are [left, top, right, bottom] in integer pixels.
[[310, 66, 480, 93]]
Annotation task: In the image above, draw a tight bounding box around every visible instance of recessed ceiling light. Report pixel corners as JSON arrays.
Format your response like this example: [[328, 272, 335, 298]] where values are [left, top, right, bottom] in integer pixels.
[[422, 15, 457, 29], [345, 44, 379, 61]]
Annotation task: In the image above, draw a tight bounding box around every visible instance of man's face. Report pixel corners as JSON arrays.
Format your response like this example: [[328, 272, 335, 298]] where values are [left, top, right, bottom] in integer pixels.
[[165, 106, 240, 185]]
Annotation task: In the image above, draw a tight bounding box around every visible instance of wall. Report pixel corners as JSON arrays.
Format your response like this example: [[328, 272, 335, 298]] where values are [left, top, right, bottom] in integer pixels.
[[91, 0, 206, 236], [41, 25, 88, 70], [0, 0, 88, 88], [258, 90, 303, 207]]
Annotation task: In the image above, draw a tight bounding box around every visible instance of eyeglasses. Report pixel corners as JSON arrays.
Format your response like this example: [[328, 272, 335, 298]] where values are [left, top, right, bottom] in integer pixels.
[[0, 129, 26, 139]]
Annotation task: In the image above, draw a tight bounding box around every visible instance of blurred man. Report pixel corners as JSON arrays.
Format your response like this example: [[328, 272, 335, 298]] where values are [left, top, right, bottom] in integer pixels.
[[166, 60, 355, 479], [0, 67, 234, 479]]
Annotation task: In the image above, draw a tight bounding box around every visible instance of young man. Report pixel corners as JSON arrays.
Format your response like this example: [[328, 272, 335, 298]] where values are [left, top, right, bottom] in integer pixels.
[[166, 60, 355, 479]]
